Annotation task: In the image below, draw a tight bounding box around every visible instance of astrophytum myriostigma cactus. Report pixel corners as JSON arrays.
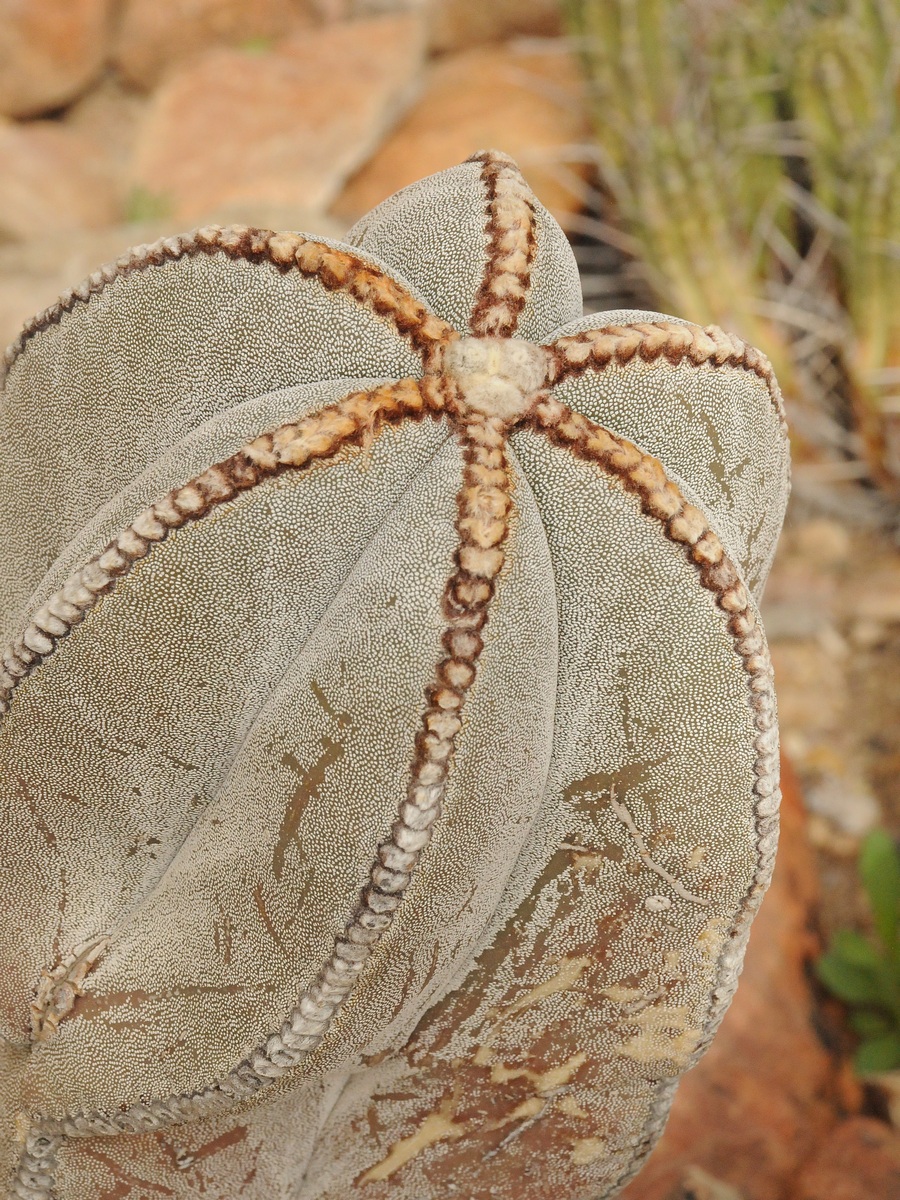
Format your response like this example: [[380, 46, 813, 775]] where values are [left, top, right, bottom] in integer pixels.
[[0, 151, 790, 1200]]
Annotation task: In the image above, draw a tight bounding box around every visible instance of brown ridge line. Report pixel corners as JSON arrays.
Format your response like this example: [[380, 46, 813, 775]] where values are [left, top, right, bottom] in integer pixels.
[[523, 393, 780, 1042], [467, 150, 538, 339], [11, 408, 515, 1197], [0, 378, 444, 718], [547, 320, 789, 431], [1, 226, 458, 383]]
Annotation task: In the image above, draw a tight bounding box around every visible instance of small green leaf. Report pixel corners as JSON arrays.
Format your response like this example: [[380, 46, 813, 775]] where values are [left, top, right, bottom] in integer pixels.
[[830, 929, 882, 970], [854, 1032, 900, 1074], [124, 187, 172, 224], [816, 951, 884, 1005], [241, 36, 273, 54], [849, 1009, 893, 1038], [859, 830, 900, 958]]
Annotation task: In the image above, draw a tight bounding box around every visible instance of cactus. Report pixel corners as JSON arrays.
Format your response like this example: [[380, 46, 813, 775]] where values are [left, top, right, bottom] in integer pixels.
[[0, 153, 788, 1198]]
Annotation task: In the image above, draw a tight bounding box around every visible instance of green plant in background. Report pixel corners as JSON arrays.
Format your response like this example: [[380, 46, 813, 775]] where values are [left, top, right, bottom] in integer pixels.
[[240, 35, 274, 54], [124, 185, 173, 225], [792, 0, 900, 491], [563, 0, 781, 332], [564, 0, 829, 458], [816, 830, 900, 1073], [565, 0, 900, 489]]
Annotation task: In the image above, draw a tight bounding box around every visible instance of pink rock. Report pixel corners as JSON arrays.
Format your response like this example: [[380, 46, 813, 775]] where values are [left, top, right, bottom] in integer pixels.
[[333, 41, 590, 229], [0, 0, 113, 119], [427, 0, 562, 52], [129, 15, 425, 223], [0, 119, 120, 243], [112, 0, 317, 91], [64, 78, 149, 210], [795, 1116, 900, 1200]]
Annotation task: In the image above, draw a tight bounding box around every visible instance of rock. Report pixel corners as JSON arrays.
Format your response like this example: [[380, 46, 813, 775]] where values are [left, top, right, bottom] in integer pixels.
[[670, 1167, 745, 1200], [0, 277, 58, 361], [794, 1116, 900, 1199], [791, 517, 853, 569], [620, 755, 857, 1200], [804, 772, 881, 839], [868, 1071, 900, 1129], [0, 224, 172, 354], [111, 0, 316, 91], [0, 0, 113, 119], [128, 15, 425, 223], [64, 77, 149, 208], [766, 639, 846, 773], [846, 567, 900, 625], [333, 40, 590, 229], [426, 0, 562, 52], [0, 119, 120, 244]]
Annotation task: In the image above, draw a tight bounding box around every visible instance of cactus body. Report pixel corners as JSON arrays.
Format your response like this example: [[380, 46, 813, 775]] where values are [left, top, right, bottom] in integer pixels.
[[0, 152, 789, 1199]]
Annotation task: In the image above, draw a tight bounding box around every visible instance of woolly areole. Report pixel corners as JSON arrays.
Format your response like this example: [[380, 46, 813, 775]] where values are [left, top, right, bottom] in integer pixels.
[[442, 337, 550, 422], [0, 150, 789, 1200]]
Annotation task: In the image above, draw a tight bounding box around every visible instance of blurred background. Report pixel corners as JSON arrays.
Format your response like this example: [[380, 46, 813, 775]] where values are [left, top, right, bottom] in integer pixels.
[[2, 0, 900, 1195]]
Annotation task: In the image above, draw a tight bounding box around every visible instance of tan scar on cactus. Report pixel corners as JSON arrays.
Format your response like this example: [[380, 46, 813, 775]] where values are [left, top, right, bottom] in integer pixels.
[[0, 150, 789, 1200], [29, 939, 110, 1046]]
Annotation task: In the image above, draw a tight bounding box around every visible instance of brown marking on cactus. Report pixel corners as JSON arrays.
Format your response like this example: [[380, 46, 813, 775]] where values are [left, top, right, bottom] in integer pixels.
[[563, 761, 672, 827], [177, 1123, 248, 1166], [488, 1050, 587, 1095], [482, 1094, 548, 1147], [479, 1053, 589, 1163], [30, 937, 110, 1045], [614, 1002, 702, 1067], [491, 956, 592, 1025], [571, 1137, 609, 1166], [558, 1095, 591, 1120], [356, 1043, 597, 1189], [252, 883, 290, 959], [356, 1051, 590, 1185], [606, 785, 710, 907], [393, 941, 443, 1021], [2, 230, 459, 383], [20, 777, 56, 851], [547, 320, 788, 429], [467, 150, 538, 338], [402, 843, 578, 1066], [74, 1143, 177, 1195], [310, 680, 352, 727], [272, 735, 345, 882], [71, 981, 266, 1025], [212, 902, 235, 969]]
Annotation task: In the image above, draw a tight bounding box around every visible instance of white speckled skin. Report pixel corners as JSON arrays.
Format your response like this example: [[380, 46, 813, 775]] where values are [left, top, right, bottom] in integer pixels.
[[0, 153, 789, 1199]]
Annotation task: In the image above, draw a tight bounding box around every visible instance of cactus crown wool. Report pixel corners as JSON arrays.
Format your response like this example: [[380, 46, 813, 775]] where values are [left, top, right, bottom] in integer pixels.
[[0, 150, 789, 1199]]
